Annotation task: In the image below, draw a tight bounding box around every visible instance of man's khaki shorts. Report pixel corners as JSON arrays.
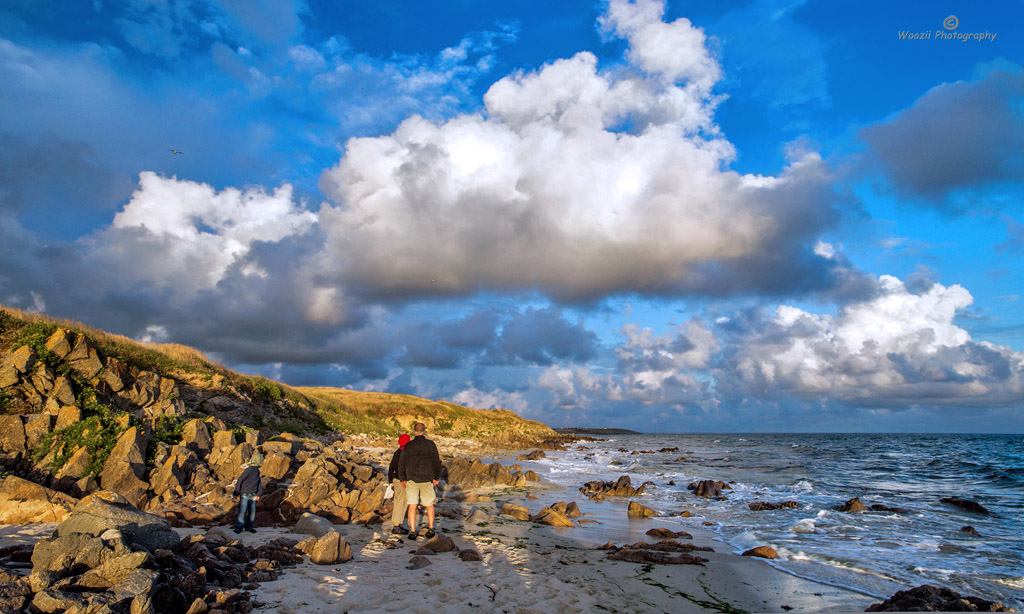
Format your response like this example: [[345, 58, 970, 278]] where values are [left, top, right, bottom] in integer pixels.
[[404, 480, 437, 506]]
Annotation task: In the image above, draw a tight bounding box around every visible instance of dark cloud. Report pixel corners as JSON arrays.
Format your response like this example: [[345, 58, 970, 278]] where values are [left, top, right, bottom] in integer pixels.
[[492, 307, 597, 365], [859, 68, 1024, 207]]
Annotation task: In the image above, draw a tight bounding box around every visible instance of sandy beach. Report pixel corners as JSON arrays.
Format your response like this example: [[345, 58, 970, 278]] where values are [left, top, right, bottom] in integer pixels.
[[0, 444, 882, 614], [237, 480, 875, 613]]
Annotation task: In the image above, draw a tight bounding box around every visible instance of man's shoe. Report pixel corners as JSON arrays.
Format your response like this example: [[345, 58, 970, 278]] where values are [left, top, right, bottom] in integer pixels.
[[407, 531, 418, 540], [233, 527, 243, 534], [245, 528, 256, 533], [424, 529, 435, 539], [391, 526, 406, 535]]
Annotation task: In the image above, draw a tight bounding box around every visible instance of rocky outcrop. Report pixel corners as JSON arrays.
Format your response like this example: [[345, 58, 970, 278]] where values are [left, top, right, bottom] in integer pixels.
[[100, 427, 150, 508], [646, 528, 692, 539], [687, 479, 730, 498], [0, 476, 78, 523], [866, 584, 1012, 612], [749, 501, 799, 511], [940, 497, 990, 515], [446, 457, 529, 489], [838, 497, 868, 513], [580, 475, 653, 501], [603, 540, 712, 565], [57, 491, 181, 552]]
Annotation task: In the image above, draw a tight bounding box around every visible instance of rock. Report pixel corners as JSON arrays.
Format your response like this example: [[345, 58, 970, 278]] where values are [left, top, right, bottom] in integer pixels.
[[53, 404, 80, 430], [0, 414, 27, 454], [54, 445, 92, 481], [607, 548, 708, 565], [940, 497, 990, 515], [960, 525, 982, 537], [627, 501, 658, 518], [565, 501, 582, 518], [309, 531, 352, 565], [31, 533, 116, 574], [408, 555, 431, 569], [56, 490, 180, 552], [293, 512, 337, 538], [500, 503, 531, 521], [43, 329, 73, 360], [466, 509, 491, 524], [742, 546, 778, 559], [687, 479, 729, 498], [531, 506, 574, 527], [838, 497, 868, 513], [24, 413, 54, 451], [99, 427, 150, 508], [149, 455, 187, 499], [516, 450, 546, 461], [66, 335, 104, 380], [580, 475, 652, 500], [425, 534, 459, 553], [870, 503, 905, 514], [458, 549, 482, 562], [0, 475, 78, 523], [749, 501, 800, 511], [646, 528, 692, 539], [181, 419, 214, 458], [260, 452, 292, 480], [524, 470, 541, 482], [866, 584, 1012, 612], [76, 551, 152, 588]]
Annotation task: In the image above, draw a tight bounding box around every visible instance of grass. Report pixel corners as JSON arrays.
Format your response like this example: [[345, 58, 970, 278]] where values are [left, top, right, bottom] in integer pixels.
[[1, 304, 560, 447]]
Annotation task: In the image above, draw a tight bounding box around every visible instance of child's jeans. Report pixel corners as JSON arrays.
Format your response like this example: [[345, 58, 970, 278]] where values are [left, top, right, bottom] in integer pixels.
[[235, 494, 257, 531]]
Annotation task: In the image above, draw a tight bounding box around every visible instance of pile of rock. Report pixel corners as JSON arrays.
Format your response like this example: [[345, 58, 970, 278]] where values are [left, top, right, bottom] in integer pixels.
[[597, 540, 712, 565], [579, 475, 653, 501], [866, 584, 1013, 612], [0, 491, 305, 614], [445, 457, 540, 490]]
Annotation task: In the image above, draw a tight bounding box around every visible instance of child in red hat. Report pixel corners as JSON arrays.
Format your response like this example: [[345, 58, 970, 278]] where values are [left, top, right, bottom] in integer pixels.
[[386, 433, 412, 534]]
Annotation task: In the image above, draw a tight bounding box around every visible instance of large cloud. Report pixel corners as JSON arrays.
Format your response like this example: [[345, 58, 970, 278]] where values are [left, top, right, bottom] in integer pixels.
[[317, 0, 844, 302], [718, 275, 1024, 407], [859, 67, 1024, 206]]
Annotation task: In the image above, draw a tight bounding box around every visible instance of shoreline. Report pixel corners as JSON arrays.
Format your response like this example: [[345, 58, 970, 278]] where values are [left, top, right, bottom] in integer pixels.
[[0, 440, 879, 613]]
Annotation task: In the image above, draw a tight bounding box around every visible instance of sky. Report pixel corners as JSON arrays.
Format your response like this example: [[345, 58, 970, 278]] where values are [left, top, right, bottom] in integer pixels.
[[1, 0, 1022, 433]]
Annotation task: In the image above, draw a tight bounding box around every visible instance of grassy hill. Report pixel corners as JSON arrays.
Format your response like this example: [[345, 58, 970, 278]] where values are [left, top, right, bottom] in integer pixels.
[[0, 305, 558, 448]]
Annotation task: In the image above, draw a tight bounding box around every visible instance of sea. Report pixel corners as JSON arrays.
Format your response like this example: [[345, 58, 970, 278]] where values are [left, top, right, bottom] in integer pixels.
[[519, 433, 1024, 609]]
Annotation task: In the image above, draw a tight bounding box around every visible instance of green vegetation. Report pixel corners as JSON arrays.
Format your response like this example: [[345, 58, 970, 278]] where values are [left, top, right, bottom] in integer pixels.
[[1, 304, 559, 448], [146, 415, 186, 464], [33, 415, 126, 478]]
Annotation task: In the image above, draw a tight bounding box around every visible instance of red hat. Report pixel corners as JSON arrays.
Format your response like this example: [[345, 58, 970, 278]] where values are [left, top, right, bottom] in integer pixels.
[[398, 434, 411, 449]]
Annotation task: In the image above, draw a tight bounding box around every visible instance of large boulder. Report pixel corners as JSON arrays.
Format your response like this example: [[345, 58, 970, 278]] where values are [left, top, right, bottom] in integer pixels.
[[940, 497, 990, 516], [292, 512, 337, 538], [866, 584, 1012, 612], [742, 546, 778, 559], [627, 500, 658, 518], [309, 531, 353, 565], [531, 506, 574, 527], [687, 479, 730, 498], [260, 452, 293, 480], [0, 476, 79, 523], [100, 427, 150, 507], [500, 503, 531, 521], [180, 418, 213, 458], [56, 491, 180, 552]]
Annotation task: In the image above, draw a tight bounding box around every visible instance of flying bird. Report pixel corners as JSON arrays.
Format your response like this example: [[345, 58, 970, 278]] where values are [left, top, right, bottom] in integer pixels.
[[169, 148, 183, 154]]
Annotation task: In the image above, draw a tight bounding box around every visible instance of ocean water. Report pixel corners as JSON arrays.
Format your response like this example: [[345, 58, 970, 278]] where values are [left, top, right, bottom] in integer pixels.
[[527, 433, 1024, 609]]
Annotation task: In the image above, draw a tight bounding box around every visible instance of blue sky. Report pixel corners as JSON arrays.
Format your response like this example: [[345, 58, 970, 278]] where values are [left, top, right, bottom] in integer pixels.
[[1, 0, 1022, 432]]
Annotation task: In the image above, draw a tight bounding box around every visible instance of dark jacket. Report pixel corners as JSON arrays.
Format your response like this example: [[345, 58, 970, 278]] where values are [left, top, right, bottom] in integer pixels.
[[234, 466, 264, 497], [397, 435, 442, 483], [388, 448, 403, 482]]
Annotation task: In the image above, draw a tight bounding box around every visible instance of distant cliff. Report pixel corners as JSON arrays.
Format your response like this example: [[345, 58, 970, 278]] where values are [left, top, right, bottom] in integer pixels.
[[554, 427, 642, 435]]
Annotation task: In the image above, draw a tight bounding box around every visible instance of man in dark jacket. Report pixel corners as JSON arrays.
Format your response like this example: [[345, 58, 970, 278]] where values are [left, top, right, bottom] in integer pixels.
[[397, 422, 442, 539], [386, 433, 411, 534], [233, 452, 264, 534]]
